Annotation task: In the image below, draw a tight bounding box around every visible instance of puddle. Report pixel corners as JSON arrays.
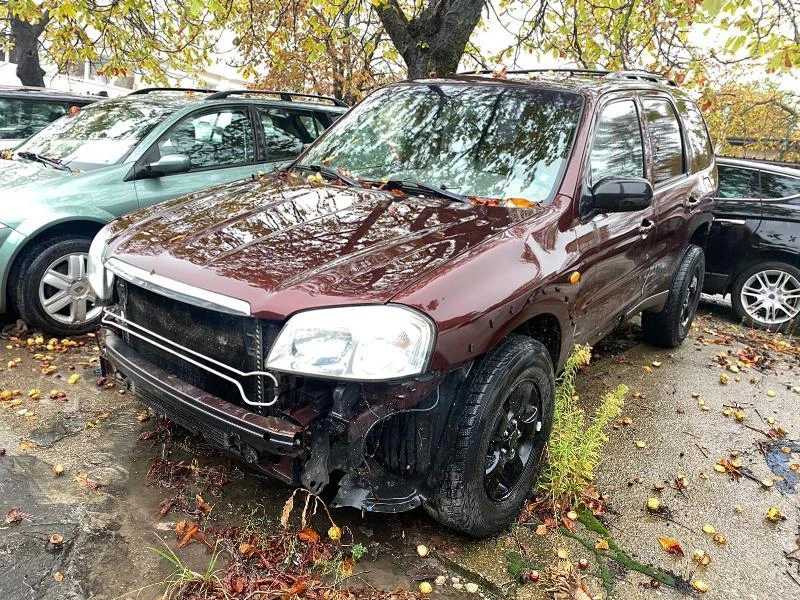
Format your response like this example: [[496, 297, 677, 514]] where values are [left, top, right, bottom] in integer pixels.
[[765, 440, 800, 494]]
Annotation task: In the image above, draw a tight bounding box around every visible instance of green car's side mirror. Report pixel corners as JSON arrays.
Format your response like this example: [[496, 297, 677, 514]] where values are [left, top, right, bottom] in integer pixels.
[[144, 154, 191, 177]]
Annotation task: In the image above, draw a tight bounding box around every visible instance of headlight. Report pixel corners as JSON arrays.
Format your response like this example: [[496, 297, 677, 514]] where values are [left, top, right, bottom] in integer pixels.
[[87, 224, 115, 300], [265, 305, 435, 380]]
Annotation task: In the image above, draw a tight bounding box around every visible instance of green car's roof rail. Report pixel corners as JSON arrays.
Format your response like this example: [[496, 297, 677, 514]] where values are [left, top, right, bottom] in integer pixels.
[[205, 89, 349, 107], [128, 87, 216, 95]]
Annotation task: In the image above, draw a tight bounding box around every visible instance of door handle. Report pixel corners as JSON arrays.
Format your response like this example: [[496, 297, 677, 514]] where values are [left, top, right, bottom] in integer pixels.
[[684, 194, 702, 209], [639, 218, 655, 237]]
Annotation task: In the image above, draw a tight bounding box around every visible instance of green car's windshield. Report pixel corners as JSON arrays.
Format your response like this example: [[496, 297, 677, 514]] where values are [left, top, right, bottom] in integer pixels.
[[300, 84, 584, 203], [15, 99, 179, 171]]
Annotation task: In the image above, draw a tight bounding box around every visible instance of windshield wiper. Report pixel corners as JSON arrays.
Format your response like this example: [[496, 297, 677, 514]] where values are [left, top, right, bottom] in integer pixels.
[[293, 164, 359, 187], [17, 151, 72, 173], [384, 179, 470, 204]]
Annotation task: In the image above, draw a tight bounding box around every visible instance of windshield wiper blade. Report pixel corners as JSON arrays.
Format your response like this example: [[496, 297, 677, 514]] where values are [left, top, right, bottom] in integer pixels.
[[294, 164, 359, 187], [17, 151, 72, 172], [386, 179, 470, 204]]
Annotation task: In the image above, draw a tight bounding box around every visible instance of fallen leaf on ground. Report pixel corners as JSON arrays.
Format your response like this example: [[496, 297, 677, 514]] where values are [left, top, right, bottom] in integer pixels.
[[74, 472, 101, 490], [195, 494, 212, 515], [298, 527, 319, 544], [54, 572, 64, 583], [693, 549, 711, 566], [67, 374, 80, 385], [19, 440, 36, 452], [595, 539, 609, 550], [657, 537, 684, 556], [766, 507, 785, 522]]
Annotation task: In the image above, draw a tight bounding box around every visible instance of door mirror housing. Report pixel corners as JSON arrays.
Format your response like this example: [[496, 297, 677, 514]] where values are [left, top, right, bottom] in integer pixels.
[[592, 177, 653, 213], [143, 154, 191, 177]]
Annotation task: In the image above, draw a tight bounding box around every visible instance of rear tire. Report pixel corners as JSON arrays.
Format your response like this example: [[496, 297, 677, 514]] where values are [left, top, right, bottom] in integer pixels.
[[423, 335, 554, 537], [642, 244, 704, 348], [11, 236, 102, 336], [731, 261, 800, 332]]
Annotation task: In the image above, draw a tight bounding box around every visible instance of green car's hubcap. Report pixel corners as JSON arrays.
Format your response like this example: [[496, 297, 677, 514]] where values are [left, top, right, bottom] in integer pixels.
[[38, 253, 101, 325]]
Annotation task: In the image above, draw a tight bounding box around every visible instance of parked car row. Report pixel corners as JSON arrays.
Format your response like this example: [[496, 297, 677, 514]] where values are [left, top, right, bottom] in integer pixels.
[[1, 72, 797, 537], [0, 87, 347, 334]]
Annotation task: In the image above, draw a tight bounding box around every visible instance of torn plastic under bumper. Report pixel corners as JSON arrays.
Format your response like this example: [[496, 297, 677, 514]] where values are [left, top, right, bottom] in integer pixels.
[[99, 328, 305, 482]]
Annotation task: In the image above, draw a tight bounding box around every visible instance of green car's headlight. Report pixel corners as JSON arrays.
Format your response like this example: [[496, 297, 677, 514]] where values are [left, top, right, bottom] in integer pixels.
[[87, 224, 115, 300], [265, 305, 435, 380]]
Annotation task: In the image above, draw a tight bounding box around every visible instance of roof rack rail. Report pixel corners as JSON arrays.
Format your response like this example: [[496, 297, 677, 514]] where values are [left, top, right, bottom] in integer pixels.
[[456, 67, 676, 86], [457, 68, 611, 77], [605, 70, 676, 86], [128, 87, 215, 95], [205, 89, 349, 107]]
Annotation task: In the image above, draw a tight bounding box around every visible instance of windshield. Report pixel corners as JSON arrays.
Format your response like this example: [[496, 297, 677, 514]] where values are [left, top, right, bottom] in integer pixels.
[[300, 83, 583, 203], [15, 99, 179, 171]]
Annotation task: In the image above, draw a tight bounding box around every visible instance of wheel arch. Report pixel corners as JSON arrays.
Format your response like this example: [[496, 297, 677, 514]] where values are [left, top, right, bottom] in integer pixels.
[[512, 312, 563, 370], [4, 218, 108, 314], [688, 220, 712, 250], [730, 249, 800, 292]]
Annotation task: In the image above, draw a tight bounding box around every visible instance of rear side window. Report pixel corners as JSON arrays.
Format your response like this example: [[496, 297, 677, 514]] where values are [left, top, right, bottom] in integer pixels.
[[759, 171, 800, 199], [642, 98, 685, 183], [258, 108, 317, 160], [677, 100, 714, 172], [0, 98, 66, 140], [588, 100, 644, 186], [716, 165, 759, 198]]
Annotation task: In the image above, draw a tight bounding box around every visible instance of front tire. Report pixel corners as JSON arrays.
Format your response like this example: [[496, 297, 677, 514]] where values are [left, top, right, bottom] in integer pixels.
[[424, 335, 554, 537], [11, 236, 102, 336], [642, 244, 704, 348], [731, 261, 800, 331]]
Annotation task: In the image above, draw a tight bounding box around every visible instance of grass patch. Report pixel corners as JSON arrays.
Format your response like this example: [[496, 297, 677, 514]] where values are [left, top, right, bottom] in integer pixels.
[[541, 345, 627, 508]]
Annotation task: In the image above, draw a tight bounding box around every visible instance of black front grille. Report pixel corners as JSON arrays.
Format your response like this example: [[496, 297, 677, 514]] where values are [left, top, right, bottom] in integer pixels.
[[118, 280, 280, 407]]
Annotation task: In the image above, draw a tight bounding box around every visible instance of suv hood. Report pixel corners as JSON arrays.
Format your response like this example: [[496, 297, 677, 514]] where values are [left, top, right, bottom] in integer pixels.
[[108, 176, 536, 319], [0, 157, 73, 189]]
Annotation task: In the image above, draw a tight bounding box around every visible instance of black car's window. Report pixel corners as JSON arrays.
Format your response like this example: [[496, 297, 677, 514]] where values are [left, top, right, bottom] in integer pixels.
[[258, 108, 317, 160], [589, 100, 644, 186], [642, 98, 685, 183], [759, 171, 800, 199], [0, 98, 67, 140], [716, 165, 759, 198], [677, 100, 714, 172], [158, 109, 254, 169], [300, 85, 584, 202]]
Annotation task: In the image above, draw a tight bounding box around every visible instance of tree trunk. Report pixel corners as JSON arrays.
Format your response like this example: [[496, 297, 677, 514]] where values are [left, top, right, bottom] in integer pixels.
[[374, 0, 484, 79], [10, 16, 49, 87]]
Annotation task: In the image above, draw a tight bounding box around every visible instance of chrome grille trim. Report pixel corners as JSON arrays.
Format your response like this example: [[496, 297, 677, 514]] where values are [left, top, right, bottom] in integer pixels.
[[105, 258, 251, 316], [102, 307, 278, 407]]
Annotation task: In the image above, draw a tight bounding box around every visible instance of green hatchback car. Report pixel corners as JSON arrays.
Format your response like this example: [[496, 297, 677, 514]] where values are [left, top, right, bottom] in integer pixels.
[[0, 87, 347, 335]]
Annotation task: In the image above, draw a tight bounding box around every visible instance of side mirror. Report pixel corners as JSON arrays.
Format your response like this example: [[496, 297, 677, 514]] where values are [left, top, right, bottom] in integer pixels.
[[144, 154, 190, 177], [592, 177, 653, 213]]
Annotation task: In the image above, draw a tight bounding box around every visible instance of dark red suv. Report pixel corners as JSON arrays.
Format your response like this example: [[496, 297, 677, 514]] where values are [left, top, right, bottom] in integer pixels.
[[92, 70, 716, 536]]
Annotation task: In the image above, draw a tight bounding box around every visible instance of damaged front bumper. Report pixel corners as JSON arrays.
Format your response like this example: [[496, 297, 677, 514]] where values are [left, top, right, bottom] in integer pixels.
[[100, 326, 462, 513]]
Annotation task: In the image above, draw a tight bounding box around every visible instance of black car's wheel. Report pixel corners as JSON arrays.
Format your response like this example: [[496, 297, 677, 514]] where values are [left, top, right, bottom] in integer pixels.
[[642, 244, 704, 348], [731, 261, 800, 331], [11, 236, 102, 336], [423, 335, 554, 537]]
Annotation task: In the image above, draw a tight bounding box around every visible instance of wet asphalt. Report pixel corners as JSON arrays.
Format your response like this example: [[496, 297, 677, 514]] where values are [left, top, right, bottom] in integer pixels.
[[0, 298, 798, 599]]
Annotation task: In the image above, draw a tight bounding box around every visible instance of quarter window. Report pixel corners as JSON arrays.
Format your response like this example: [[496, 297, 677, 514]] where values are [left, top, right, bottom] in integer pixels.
[[759, 171, 800, 199], [157, 109, 254, 170], [642, 98, 685, 183], [677, 100, 714, 172], [589, 100, 644, 185], [716, 165, 759, 199]]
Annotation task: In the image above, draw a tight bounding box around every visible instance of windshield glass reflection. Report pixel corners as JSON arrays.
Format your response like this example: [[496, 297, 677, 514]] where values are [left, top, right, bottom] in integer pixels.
[[300, 84, 583, 204], [15, 99, 179, 171]]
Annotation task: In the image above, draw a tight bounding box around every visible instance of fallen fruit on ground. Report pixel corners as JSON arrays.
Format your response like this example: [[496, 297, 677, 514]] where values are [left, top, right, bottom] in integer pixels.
[[49, 533, 64, 546], [702, 524, 716, 534], [417, 544, 430, 557], [693, 549, 711, 566], [52, 464, 64, 476], [635, 440, 646, 448], [713, 533, 727, 545], [419, 581, 433, 594], [646, 497, 661, 511], [766, 507, 785, 522], [693, 579, 709, 593], [67, 374, 80, 385]]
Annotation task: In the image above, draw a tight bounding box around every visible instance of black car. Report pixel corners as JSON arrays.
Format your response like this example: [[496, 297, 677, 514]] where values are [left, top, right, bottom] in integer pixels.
[[704, 157, 800, 331], [0, 85, 97, 148]]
